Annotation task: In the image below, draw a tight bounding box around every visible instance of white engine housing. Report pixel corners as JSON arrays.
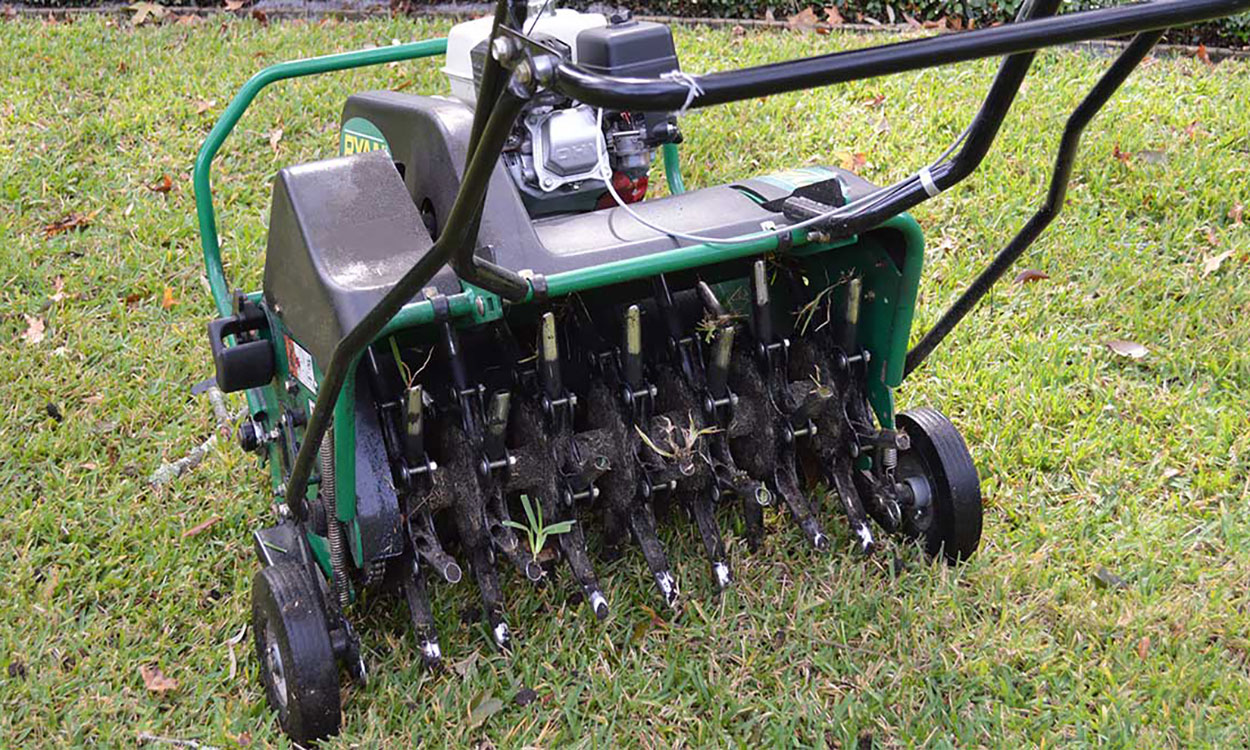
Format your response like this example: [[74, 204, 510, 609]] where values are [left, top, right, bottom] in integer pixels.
[[442, 8, 607, 107]]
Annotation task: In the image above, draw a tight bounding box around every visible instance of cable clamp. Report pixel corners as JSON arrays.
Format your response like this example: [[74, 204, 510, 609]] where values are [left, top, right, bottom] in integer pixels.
[[919, 165, 941, 198]]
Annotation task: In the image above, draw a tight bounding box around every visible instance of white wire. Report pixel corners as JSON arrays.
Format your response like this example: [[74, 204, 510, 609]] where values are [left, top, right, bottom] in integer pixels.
[[596, 108, 968, 247]]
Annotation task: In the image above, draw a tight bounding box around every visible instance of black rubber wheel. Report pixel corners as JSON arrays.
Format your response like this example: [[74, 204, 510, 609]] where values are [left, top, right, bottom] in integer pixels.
[[896, 407, 982, 563], [252, 563, 342, 744]]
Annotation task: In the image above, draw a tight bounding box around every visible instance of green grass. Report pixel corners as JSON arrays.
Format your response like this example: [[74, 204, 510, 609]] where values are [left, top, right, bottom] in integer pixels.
[[2, 14, 1249, 749]]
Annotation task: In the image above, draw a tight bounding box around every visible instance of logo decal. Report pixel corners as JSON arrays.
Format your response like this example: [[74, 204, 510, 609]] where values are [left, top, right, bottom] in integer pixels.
[[340, 117, 390, 156]]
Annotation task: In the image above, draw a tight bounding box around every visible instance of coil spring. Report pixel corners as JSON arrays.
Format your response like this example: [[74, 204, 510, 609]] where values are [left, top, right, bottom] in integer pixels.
[[321, 429, 350, 608]]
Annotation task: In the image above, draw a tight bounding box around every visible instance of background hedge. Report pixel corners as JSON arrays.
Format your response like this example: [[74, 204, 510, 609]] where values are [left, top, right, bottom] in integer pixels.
[[16, 0, 1250, 45]]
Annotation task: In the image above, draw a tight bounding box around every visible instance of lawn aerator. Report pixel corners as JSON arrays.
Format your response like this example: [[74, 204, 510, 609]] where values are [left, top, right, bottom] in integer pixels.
[[194, 0, 1250, 740]]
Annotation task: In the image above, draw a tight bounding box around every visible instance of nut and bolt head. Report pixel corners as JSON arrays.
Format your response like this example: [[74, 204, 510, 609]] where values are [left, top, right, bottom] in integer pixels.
[[490, 37, 514, 63], [513, 59, 533, 86], [474, 296, 487, 316]]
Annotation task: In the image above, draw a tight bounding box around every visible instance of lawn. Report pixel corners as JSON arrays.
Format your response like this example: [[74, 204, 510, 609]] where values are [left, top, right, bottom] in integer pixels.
[[1, 12, 1248, 749]]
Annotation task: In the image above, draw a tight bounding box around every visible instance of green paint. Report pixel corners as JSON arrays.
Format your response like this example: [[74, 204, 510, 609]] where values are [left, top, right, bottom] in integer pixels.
[[333, 363, 361, 567], [661, 143, 685, 195], [340, 116, 390, 156]]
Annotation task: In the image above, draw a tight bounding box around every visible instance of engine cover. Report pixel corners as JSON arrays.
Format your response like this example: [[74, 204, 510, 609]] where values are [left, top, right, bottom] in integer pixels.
[[530, 105, 610, 190]]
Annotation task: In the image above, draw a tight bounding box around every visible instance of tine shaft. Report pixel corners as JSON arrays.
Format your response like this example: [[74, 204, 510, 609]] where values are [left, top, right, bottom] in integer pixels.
[[741, 491, 765, 552], [829, 458, 875, 556], [539, 312, 562, 399], [772, 453, 830, 551], [555, 512, 610, 620], [409, 511, 463, 584], [400, 557, 442, 670], [627, 503, 679, 608], [464, 538, 511, 650], [841, 276, 862, 353], [751, 260, 773, 345], [707, 325, 735, 398], [623, 304, 644, 388], [696, 280, 727, 318], [688, 489, 732, 591]]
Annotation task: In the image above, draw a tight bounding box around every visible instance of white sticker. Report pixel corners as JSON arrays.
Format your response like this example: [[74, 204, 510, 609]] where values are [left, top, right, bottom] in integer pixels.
[[285, 336, 318, 394]]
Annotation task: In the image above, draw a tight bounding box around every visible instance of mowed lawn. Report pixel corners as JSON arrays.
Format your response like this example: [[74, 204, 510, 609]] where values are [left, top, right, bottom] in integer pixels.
[[2, 13, 1248, 748]]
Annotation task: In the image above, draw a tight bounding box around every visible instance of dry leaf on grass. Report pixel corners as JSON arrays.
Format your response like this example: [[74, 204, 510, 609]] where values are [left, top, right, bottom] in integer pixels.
[[148, 174, 173, 193], [182, 516, 221, 539], [467, 692, 503, 730], [49, 276, 67, 303], [787, 6, 819, 31], [268, 128, 283, 152], [1230, 203, 1245, 226], [1013, 269, 1050, 285], [194, 98, 217, 114], [139, 665, 178, 693], [1196, 44, 1214, 67], [129, 2, 167, 25], [224, 0, 247, 9], [1105, 339, 1148, 360], [1201, 249, 1233, 277], [22, 315, 46, 345], [824, 5, 843, 25], [1136, 636, 1151, 660], [43, 211, 96, 237], [161, 286, 177, 310]]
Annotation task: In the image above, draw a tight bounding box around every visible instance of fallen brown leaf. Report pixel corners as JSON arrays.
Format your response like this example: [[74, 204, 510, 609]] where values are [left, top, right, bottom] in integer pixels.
[[824, 5, 843, 25], [3, 5, 16, 20], [224, 0, 246, 9], [268, 127, 283, 152], [194, 98, 217, 114], [1136, 635, 1150, 660], [43, 211, 96, 237], [731, 24, 745, 37], [1230, 202, 1244, 226], [49, 276, 67, 303], [161, 286, 177, 309], [787, 6, 819, 31], [182, 516, 222, 539], [140, 665, 178, 693], [835, 151, 867, 172], [1105, 339, 1148, 360], [1013, 269, 1050, 285], [251, 8, 268, 25], [1201, 249, 1233, 277], [174, 13, 198, 25], [148, 174, 173, 193], [21, 315, 46, 345], [129, 2, 167, 25], [1112, 144, 1133, 165], [123, 291, 147, 307], [864, 93, 886, 109], [1196, 44, 1213, 67]]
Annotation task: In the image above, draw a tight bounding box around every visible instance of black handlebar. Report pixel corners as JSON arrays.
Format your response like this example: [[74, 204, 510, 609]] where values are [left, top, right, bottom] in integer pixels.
[[549, 0, 1250, 110]]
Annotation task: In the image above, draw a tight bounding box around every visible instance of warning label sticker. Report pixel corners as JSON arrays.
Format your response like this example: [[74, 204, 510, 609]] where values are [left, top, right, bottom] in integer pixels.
[[285, 336, 318, 394]]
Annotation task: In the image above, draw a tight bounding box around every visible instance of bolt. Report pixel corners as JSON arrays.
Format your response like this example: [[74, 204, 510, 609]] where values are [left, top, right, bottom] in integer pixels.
[[474, 296, 487, 316], [490, 36, 514, 63], [514, 59, 533, 86]]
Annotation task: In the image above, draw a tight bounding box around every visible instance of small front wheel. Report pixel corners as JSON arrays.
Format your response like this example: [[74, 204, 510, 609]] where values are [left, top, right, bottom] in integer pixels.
[[896, 407, 982, 563], [252, 563, 342, 743]]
